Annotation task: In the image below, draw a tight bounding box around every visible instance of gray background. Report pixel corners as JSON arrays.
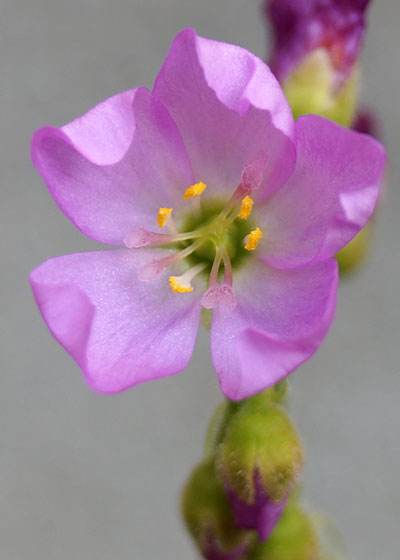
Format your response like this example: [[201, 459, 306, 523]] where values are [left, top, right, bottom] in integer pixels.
[[1, 1, 399, 559]]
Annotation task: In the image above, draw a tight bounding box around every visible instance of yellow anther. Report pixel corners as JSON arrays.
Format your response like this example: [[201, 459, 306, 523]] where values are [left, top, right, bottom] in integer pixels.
[[183, 181, 207, 200], [237, 196, 254, 220], [244, 227, 263, 251], [157, 207, 173, 228], [169, 276, 193, 293]]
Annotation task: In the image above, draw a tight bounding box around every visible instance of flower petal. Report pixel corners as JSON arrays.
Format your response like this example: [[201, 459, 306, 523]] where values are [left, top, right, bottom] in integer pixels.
[[257, 115, 385, 269], [31, 88, 194, 246], [229, 488, 288, 542], [210, 258, 338, 401], [30, 250, 202, 392], [153, 28, 295, 201]]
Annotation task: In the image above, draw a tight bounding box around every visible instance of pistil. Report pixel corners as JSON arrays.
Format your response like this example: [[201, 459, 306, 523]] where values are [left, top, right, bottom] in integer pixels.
[[219, 151, 268, 221], [124, 227, 202, 248], [201, 246, 236, 310], [131, 156, 266, 306], [221, 248, 233, 287], [138, 239, 203, 281]]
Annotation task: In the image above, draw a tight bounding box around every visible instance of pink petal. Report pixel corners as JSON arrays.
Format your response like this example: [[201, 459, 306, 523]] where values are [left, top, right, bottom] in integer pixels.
[[153, 28, 295, 202], [210, 258, 338, 400], [30, 250, 202, 393], [258, 115, 385, 268], [31, 88, 194, 246]]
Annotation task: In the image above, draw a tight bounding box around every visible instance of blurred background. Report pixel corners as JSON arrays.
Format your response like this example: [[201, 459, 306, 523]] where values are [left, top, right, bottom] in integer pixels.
[[1, 0, 399, 558]]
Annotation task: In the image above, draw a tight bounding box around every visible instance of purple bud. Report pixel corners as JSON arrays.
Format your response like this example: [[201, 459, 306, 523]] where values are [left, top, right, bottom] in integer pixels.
[[216, 402, 303, 542], [265, 0, 372, 85]]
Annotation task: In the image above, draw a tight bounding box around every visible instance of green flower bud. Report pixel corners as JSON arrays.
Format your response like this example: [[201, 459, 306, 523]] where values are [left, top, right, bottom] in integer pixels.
[[217, 403, 303, 505], [250, 502, 321, 560], [204, 385, 288, 458], [204, 401, 240, 457], [181, 459, 255, 560], [283, 50, 359, 127], [215, 403, 303, 541]]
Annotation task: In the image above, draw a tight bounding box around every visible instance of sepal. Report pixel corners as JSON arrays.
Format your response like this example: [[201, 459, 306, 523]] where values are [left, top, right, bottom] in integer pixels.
[[216, 401, 303, 540], [181, 459, 255, 560]]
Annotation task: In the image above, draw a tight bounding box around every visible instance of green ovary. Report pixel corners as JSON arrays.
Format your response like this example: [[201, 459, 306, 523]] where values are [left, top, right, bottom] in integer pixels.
[[179, 198, 253, 275]]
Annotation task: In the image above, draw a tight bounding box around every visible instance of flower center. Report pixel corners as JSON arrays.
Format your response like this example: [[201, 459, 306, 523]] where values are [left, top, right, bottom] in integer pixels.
[[124, 152, 268, 310], [180, 198, 252, 270]]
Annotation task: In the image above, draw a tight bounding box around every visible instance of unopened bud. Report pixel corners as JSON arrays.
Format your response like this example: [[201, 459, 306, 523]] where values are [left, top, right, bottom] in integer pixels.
[[205, 386, 287, 458], [265, 0, 372, 127], [181, 459, 255, 560], [216, 402, 303, 541], [204, 401, 239, 457], [282, 50, 359, 127]]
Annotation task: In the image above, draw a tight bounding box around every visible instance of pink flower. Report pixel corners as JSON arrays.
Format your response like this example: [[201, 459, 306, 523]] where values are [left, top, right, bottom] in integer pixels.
[[30, 29, 384, 401], [265, 0, 372, 86]]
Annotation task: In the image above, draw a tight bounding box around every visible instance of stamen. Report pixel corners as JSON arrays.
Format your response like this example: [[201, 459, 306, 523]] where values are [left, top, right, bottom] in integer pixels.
[[157, 208, 173, 228], [157, 207, 178, 234], [183, 181, 207, 200], [237, 196, 254, 220], [138, 240, 202, 282], [244, 227, 263, 251], [169, 263, 206, 294], [169, 277, 192, 293], [124, 227, 200, 248]]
